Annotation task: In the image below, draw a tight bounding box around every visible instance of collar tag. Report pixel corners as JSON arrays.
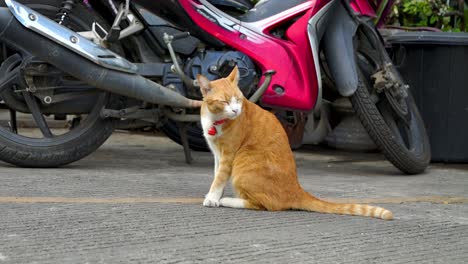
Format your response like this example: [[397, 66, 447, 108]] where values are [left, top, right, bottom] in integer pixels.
[[208, 126, 217, 136], [207, 119, 227, 136]]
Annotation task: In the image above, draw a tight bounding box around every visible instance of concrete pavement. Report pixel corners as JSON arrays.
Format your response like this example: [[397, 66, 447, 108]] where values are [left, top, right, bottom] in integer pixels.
[[0, 130, 467, 263]]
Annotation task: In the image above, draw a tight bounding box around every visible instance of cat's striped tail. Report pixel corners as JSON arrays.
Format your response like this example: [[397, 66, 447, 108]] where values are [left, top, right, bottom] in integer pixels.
[[298, 192, 393, 220]]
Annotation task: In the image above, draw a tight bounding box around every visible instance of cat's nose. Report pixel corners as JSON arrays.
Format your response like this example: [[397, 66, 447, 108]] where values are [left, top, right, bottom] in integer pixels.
[[232, 109, 238, 114]]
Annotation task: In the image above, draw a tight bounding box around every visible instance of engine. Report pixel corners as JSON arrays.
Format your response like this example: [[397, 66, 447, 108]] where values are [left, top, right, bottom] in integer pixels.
[[184, 50, 257, 99]]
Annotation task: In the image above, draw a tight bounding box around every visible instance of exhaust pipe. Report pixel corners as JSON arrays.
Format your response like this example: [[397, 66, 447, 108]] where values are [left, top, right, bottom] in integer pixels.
[[0, 3, 202, 108]]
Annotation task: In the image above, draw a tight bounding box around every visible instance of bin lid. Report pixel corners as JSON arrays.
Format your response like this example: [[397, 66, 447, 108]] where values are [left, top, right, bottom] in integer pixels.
[[380, 29, 468, 46]]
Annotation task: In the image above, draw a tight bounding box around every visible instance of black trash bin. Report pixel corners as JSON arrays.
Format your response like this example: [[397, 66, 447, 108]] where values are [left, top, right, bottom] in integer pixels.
[[383, 30, 468, 162]]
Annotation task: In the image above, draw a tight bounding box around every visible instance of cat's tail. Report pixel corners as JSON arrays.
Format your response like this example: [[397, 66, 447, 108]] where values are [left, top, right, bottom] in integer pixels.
[[297, 192, 393, 220]]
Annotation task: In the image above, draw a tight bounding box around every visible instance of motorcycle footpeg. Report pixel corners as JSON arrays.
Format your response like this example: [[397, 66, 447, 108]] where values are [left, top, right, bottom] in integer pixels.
[[163, 32, 191, 43]]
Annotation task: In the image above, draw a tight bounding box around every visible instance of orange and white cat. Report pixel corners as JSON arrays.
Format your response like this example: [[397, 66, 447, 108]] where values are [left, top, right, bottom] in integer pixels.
[[197, 67, 393, 220]]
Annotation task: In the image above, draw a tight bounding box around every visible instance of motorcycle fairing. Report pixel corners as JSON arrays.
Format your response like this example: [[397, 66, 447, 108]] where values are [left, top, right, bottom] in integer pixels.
[[350, 0, 376, 18], [180, 0, 333, 111], [322, 1, 360, 97], [133, 0, 375, 111], [133, 0, 225, 47]]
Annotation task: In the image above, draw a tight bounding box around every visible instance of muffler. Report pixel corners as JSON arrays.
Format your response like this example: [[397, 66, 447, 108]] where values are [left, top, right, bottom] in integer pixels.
[[0, 0, 202, 108]]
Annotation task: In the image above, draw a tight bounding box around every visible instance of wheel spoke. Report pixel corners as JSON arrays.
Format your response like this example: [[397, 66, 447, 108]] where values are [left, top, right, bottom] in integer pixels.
[[0, 54, 22, 94], [383, 92, 412, 128], [402, 113, 416, 151], [369, 91, 380, 104], [380, 101, 407, 148], [22, 92, 53, 138], [9, 109, 17, 134]]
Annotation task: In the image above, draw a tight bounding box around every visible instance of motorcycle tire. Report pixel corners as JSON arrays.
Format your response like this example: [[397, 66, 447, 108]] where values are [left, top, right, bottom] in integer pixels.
[[0, 0, 115, 167], [351, 64, 431, 174]]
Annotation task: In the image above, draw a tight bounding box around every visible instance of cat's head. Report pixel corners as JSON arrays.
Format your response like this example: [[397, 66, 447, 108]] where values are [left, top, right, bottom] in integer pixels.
[[197, 66, 244, 120]]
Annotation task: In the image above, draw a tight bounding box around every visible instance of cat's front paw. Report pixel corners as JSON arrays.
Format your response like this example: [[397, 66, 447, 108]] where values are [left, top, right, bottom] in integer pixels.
[[203, 193, 220, 207], [203, 198, 219, 207]]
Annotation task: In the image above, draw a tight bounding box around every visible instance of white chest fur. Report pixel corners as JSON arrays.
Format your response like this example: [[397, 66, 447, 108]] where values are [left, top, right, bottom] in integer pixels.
[[201, 112, 222, 176]]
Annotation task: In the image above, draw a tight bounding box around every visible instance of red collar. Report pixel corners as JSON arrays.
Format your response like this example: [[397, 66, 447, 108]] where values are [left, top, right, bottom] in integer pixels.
[[212, 119, 227, 125], [208, 119, 228, 136]]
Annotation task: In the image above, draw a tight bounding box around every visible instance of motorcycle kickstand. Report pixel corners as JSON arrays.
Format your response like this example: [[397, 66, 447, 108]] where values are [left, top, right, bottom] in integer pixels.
[[177, 122, 193, 164]]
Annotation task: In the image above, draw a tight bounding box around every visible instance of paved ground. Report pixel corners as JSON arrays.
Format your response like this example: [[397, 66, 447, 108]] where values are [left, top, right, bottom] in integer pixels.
[[0, 130, 467, 263]]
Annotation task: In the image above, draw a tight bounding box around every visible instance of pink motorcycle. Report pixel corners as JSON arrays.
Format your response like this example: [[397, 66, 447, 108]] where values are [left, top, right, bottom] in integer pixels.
[[0, 0, 429, 173]]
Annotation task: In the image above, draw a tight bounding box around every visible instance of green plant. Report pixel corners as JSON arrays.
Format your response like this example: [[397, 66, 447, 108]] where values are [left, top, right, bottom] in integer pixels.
[[389, 0, 467, 32]]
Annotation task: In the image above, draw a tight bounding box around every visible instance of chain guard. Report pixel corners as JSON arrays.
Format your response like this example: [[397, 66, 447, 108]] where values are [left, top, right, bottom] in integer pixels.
[[0, 53, 98, 114]]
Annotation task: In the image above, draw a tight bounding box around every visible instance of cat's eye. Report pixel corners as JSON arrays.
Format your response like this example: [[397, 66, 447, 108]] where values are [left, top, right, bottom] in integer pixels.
[[220, 100, 229, 104]]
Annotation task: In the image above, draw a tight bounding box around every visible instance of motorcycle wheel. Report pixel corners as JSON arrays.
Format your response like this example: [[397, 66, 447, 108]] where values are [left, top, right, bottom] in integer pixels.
[[0, 0, 115, 167], [350, 29, 430, 174]]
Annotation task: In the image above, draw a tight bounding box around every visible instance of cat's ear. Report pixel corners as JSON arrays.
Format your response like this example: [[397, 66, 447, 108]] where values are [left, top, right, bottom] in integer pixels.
[[227, 66, 239, 86], [197, 74, 212, 96]]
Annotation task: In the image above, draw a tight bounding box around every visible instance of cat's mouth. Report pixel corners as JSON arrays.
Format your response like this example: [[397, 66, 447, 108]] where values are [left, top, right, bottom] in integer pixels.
[[227, 112, 241, 120]]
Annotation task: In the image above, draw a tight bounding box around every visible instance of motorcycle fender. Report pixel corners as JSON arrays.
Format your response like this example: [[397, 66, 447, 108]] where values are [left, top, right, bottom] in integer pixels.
[[322, 2, 359, 97]]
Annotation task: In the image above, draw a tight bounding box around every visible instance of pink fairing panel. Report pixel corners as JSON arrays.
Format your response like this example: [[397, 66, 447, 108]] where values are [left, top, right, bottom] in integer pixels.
[[350, 0, 376, 17], [180, 0, 330, 111]]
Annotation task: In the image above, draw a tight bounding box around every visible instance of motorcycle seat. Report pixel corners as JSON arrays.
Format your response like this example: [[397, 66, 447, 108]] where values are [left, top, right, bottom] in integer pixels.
[[238, 0, 308, 22]]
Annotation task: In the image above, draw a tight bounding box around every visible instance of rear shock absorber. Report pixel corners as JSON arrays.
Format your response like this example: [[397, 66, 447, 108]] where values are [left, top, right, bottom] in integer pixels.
[[55, 0, 76, 25]]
